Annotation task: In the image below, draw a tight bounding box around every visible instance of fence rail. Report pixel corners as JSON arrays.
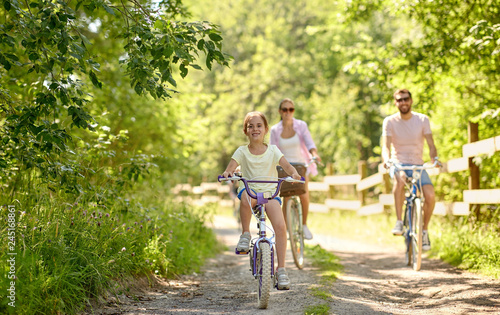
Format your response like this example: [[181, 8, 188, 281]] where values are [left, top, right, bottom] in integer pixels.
[[174, 122, 500, 216]]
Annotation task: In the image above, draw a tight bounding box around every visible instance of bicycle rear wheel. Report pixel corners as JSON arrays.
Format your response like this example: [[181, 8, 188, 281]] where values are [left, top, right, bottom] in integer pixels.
[[411, 198, 423, 271], [286, 197, 304, 269], [256, 242, 272, 309]]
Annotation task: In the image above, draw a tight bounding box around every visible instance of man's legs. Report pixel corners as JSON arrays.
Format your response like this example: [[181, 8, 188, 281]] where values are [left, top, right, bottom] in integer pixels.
[[391, 171, 406, 235], [422, 184, 436, 230]]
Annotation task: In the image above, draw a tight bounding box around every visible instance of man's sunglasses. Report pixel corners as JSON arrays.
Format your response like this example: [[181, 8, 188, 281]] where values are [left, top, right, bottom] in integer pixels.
[[280, 108, 295, 113], [396, 97, 411, 103]]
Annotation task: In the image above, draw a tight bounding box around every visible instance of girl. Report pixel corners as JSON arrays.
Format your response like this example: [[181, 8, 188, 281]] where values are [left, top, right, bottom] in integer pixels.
[[221, 111, 301, 290]]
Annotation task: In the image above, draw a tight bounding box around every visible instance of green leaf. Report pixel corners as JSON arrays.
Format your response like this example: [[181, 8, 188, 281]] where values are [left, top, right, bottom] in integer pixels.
[[3, 0, 11, 11], [102, 4, 115, 15], [208, 33, 223, 42]]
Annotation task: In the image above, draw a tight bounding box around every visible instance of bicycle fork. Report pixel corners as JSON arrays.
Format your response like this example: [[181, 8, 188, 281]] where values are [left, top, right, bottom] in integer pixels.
[[249, 205, 275, 279]]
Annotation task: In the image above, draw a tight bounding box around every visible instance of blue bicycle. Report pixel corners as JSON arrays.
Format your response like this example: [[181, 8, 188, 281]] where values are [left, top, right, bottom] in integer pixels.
[[387, 160, 439, 271], [218, 175, 304, 309]]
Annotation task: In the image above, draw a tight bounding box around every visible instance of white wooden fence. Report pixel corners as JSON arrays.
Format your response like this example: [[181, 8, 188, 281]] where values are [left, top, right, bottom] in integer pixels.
[[174, 123, 500, 217]]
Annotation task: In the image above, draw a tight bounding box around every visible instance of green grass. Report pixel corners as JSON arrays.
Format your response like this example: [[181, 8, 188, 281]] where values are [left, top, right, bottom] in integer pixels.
[[308, 209, 402, 247], [302, 244, 344, 315], [430, 218, 500, 278], [0, 197, 222, 314]]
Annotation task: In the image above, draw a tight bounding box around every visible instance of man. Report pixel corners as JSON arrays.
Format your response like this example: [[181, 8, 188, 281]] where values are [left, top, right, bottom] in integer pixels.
[[382, 89, 440, 250]]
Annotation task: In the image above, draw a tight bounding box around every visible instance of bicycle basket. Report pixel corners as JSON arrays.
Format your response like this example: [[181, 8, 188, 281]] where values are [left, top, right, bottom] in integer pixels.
[[276, 163, 307, 197]]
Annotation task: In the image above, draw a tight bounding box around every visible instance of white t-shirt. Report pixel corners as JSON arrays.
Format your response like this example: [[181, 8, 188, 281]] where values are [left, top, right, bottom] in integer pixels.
[[279, 134, 305, 163], [231, 144, 283, 194], [382, 112, 432, 165]]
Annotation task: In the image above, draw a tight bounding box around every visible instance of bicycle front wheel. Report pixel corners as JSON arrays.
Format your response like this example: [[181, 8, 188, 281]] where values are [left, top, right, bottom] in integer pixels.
[[256, 242, 272, 309], [404, 203, 412, 266], [411, 198, 423, 271], [286, 197, 304, 269]]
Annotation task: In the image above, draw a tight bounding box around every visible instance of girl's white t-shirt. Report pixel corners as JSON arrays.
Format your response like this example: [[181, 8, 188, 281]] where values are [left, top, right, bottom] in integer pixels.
[[279, 134, 305, 163], [231, 144, 283, 194]]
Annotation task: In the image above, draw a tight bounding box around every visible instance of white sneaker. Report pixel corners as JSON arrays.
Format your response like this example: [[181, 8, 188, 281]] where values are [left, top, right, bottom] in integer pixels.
[[392, 220, 404, 235], [275, 268, 290, 290], [303, 225, 313, 240], [422, 230, 431, 251], [236, 232, 251, 252]]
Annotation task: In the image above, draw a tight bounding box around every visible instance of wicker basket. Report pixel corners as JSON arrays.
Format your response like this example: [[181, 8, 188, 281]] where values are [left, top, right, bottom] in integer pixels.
[[276, 163, 307, 197]]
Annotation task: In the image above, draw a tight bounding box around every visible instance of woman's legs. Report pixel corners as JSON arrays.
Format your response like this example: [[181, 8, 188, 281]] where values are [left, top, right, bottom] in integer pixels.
[[298, 176, 310, 225]]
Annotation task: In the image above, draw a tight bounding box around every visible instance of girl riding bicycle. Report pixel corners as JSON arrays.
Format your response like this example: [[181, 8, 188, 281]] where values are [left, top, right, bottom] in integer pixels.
[[221, 111, 301, 290]]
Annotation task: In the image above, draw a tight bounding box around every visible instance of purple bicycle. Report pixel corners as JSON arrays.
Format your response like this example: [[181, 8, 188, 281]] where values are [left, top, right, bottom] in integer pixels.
[[218, 175, 304, 309]]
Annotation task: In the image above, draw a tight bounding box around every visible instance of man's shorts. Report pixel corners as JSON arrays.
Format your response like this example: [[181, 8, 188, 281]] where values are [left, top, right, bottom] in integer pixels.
[[238, 188, 282, 205], [390, 163, 433, 187]]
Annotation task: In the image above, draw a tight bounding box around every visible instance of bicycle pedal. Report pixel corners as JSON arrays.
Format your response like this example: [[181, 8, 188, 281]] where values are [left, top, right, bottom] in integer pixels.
[[235, 249, 249, 255]]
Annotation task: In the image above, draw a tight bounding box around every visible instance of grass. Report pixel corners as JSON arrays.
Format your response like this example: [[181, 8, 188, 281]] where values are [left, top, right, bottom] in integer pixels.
[[0, 195, 222, 314], [302, 244, 343, 315], [430, 218, 500, 278]]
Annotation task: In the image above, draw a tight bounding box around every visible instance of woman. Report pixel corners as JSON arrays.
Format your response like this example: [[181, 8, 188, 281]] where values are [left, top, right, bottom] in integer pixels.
[[270, 98, 321, 240]]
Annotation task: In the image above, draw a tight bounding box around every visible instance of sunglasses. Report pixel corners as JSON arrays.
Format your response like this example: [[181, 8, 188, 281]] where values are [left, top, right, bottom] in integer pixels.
[[396, 97, 411, 103], [280, 107, 295, 113]]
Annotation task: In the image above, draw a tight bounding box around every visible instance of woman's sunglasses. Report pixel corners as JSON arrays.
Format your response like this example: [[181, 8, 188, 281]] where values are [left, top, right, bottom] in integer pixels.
[[280, 108, 295, 113]]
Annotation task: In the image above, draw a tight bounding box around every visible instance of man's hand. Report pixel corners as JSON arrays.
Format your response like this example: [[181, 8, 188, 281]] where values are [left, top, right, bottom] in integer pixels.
[[433, 157, 442, 168]]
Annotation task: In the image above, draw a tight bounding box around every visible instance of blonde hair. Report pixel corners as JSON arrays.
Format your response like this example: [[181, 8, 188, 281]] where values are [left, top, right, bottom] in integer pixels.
[[243, 111, 269, 134]]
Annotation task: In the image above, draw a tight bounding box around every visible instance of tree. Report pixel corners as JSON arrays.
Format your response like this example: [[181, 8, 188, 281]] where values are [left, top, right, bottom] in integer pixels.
[[0, 0, 231, 197]]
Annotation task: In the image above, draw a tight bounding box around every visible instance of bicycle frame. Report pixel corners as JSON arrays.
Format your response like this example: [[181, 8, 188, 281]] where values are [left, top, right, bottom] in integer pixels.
[[389, 160, 439, 271], [218, 174, 305, 308]]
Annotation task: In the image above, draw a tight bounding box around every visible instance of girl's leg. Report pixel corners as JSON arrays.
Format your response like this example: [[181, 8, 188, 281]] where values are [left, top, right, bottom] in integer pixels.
[[281, 196, 290, 223], [266, 199, 287, 269], [239, 191, 255, 233]]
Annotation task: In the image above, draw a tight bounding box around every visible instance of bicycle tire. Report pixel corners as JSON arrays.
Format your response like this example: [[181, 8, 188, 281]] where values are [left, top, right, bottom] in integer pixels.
[[404, 202, 412, 266], [286, 197, 304, 269], [256, 242, 272, 309], [411, 198, 423, 271]]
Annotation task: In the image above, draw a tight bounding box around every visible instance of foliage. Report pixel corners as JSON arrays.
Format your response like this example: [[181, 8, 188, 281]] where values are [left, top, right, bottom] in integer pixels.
[[0, 0, 230, 313], [431, 216, 500, 278], [0, 0, 230, 196]]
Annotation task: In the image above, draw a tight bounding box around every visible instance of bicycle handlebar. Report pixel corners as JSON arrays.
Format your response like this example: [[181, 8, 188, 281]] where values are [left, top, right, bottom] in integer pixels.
[[386, 159, 441, 171], [305, 156, 323, 168], [218, 175, 306, 201]]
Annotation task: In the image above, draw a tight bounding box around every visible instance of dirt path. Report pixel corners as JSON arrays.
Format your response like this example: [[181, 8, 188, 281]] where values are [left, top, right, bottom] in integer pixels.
[[90, 215, 500, 314]]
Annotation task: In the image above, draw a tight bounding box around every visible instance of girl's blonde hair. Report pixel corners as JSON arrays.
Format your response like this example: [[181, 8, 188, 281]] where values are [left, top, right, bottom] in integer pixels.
[[243, 111, 269, 134]]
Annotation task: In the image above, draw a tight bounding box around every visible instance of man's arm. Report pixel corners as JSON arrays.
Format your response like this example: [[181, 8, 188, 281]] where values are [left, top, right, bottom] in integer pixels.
[[424, 133, 438, 163], [382, 135, 392, 166]]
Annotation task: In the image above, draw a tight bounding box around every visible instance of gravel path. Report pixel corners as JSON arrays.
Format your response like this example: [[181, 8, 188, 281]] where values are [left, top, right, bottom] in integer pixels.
[[88, 215, 500, 314]]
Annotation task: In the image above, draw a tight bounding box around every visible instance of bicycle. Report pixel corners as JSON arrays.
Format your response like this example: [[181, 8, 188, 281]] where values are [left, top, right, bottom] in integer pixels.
[[386, 159, 440, 271], [277, 157, 321, 270], [218, 174, 305, 309]]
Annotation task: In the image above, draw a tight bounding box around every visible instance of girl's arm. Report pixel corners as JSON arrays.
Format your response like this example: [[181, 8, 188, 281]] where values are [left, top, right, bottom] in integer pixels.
[[222, 159, 239, 178], [278, 156, 301, 180]]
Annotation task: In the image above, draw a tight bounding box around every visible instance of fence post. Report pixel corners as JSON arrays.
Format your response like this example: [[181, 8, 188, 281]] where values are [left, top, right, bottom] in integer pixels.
[[358, 160, 367, 205], [468, 121, 481, 219], [327, 162, 335, 199]]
